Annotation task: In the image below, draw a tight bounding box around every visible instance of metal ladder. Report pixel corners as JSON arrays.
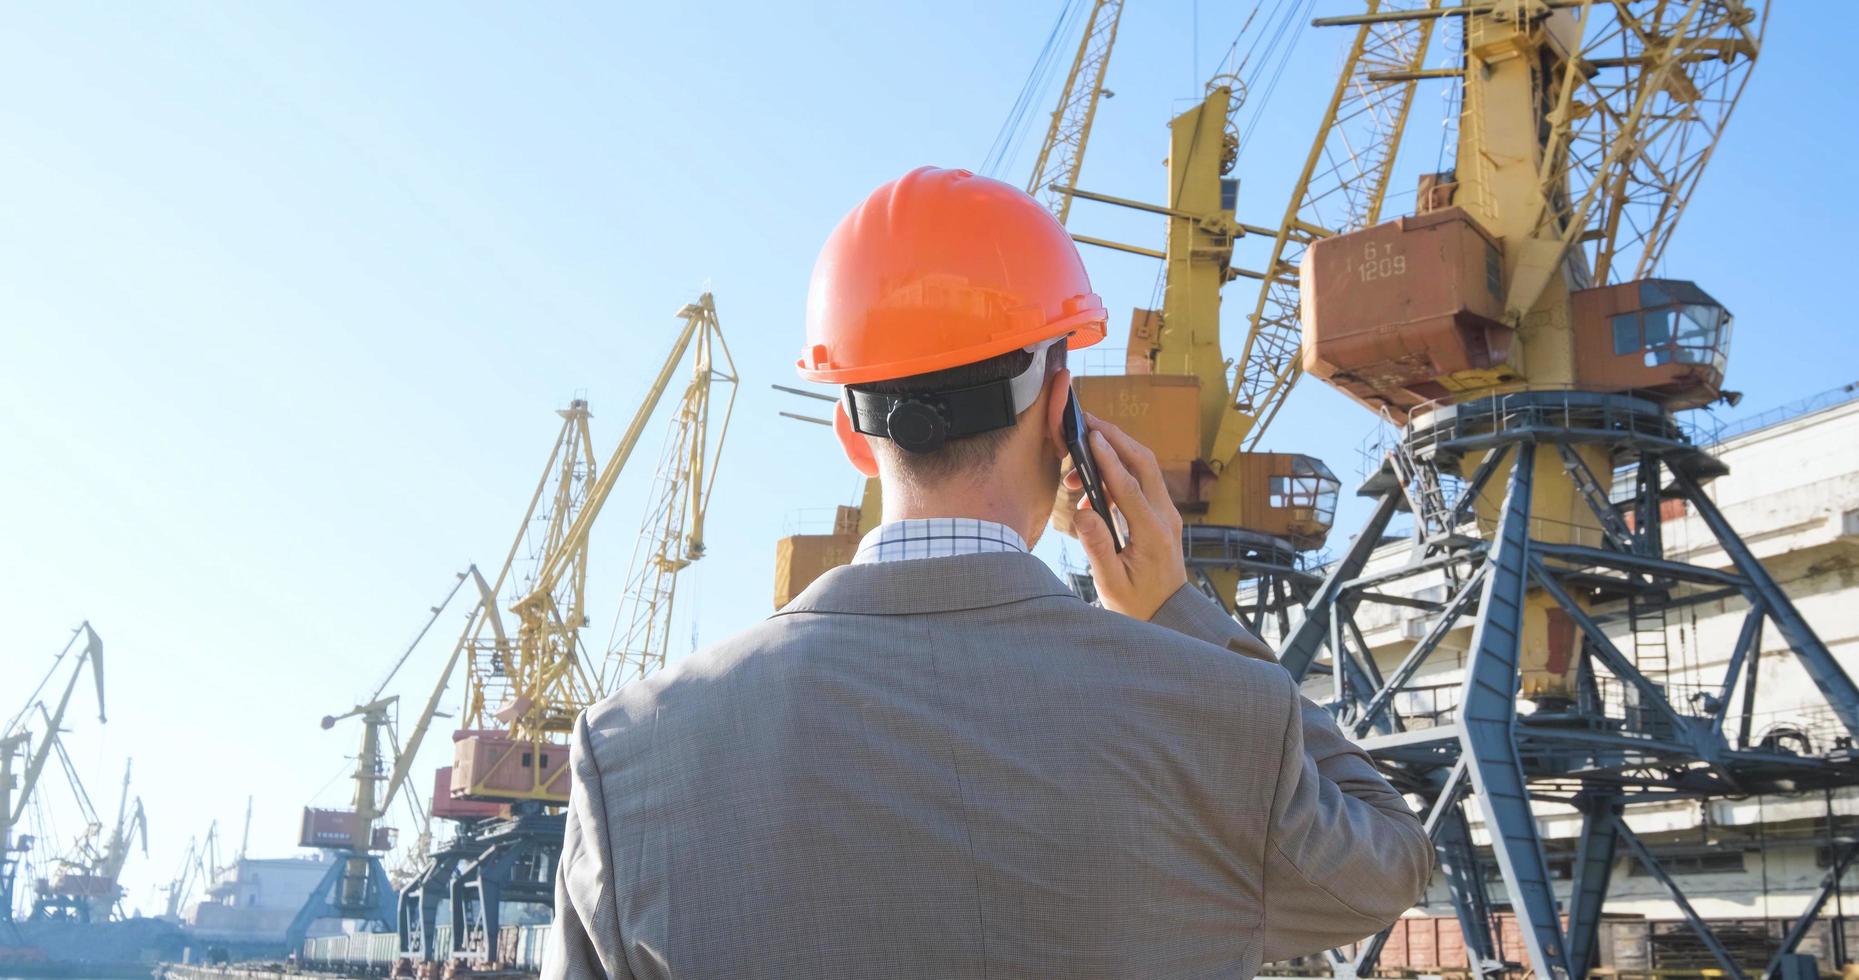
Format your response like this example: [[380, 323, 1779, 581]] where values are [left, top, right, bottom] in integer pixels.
[[1627, 590, 1670, 694]]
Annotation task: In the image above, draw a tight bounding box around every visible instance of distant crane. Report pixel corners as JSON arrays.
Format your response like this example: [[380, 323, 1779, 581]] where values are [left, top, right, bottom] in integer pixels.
[[398, 293, 737, 971], [160, 820, 219, 922], [285, 566, 492, 949], [31, 760, 146, 923], [2, 623, 104, 923]]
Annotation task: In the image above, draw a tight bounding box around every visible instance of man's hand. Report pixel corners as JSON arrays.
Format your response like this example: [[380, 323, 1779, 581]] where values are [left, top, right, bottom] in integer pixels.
[[1064, 413, 1188, 620]]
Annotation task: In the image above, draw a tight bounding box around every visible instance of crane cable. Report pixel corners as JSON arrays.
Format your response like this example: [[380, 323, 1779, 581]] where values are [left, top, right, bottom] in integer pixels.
[[1233, 0, 1317, 162], [1143, 0, 1312, 318], [981, 0, 1086, 178]]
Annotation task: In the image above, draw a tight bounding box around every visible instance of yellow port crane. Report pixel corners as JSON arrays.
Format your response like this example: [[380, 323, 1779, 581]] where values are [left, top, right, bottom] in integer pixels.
[[1273, 5, 1791, 979], [1289, 0, 1765, 702], [159, 819, 218, 921], [453, 292, 737, 805], [388, 294, 737, 970], [288, 567, 493, 946], [2, 623, 104, 924]]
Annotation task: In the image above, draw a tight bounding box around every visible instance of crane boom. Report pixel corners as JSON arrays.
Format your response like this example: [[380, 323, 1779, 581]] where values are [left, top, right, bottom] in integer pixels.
[[1208, 0, 1439, 464], [8, 624, 105, 826], [1025, 0, 1126, 224], [605, 294, 738, 688], [3, 623, 105, 922], [1517, 0, 1764, 312], [375, 566, 497, 817], [516, 301, 712, 619]]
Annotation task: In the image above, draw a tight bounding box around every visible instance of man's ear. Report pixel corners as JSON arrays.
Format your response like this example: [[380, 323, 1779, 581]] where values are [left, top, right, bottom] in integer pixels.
[[1043, 366, 1072, 454], [834, 401, 881, 477]]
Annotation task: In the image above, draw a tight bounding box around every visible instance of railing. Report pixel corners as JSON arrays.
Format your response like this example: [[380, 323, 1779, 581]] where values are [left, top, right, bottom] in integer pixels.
[[299, 923, 554, 973], [1700, 379, 1859, 447]]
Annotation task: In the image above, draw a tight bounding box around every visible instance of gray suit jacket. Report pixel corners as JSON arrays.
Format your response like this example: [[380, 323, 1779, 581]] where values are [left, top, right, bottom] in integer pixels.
[[546, 552, 1430, 979]]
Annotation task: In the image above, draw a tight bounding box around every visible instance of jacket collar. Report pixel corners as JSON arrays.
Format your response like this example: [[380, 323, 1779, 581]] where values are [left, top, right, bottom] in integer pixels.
[[777, 550, 1080, 617]]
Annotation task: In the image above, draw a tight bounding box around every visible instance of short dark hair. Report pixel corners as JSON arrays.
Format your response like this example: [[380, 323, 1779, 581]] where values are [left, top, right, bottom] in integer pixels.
[[853, 344, 1064, 482]]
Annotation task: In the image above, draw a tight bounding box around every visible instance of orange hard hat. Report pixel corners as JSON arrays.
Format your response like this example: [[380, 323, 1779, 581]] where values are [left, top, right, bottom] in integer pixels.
[[799, 166, 1106, 385]]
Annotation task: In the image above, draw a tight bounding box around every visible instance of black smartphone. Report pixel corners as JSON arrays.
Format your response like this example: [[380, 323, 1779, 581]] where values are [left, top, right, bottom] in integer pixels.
[[1062, 389, 1123, 553]]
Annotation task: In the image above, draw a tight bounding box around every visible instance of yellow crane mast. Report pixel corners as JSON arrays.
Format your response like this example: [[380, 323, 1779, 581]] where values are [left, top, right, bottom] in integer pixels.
[[1059, 81, 1341, 626]]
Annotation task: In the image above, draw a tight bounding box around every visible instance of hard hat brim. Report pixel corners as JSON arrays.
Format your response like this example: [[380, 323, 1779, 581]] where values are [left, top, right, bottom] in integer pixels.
[[798, 299, 1107, 385]]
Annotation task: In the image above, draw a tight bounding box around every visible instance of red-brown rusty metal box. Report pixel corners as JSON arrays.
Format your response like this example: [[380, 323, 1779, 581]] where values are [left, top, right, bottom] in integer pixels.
[[1301, 207, 1512, 420], [1050, 374, 1214, 536], [298, 807, 394, 850], [452, 731, 571, 803], [430, 765, 504, 821]]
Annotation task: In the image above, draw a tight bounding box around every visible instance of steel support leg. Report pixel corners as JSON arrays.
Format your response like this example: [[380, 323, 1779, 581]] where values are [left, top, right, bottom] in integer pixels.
[[1280, 490, 1402, 681], [1567, 794, 1624, 979], [1766, 840, 1859, 979], [1672, 468, 1859, 737], [398, 849, 461, 963], [1712, 608, 1765, 743], [285, 851, 395, 953], [1438, 800, 1502, 977], [1616, 820, 1745, 979], [1353, 566, 1487, 737], [451, 842, 516, 962], [1456, 449, 1573, 980]]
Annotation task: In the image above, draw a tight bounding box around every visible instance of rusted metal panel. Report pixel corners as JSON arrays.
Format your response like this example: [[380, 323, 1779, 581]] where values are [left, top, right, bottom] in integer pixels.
[[1570, 278, 1729, 411], [452, 733, 570, 802], [773, 533, 860, 608], [430, 765, 502, 820], [1301, 207, 1513, 421]]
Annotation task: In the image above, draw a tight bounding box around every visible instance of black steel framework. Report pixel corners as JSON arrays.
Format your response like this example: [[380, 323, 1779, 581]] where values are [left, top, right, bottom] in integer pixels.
[[397, 804, 563, 971], [1278, 391, 1859, 980], [1187, 524, 1321, 636]]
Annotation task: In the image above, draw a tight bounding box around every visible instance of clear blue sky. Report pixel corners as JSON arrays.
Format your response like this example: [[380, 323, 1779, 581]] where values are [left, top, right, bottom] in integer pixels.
[[3, 1, 1851, 916]]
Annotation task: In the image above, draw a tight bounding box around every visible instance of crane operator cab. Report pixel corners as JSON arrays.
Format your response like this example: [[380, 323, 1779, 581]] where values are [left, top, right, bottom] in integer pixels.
[[1571, 278, 1733, 411]]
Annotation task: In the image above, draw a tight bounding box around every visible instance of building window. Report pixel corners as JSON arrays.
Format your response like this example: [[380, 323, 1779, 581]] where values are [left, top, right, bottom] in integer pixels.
[[1628, 850, 1747, 877], [1814, 843, 1858, 869]]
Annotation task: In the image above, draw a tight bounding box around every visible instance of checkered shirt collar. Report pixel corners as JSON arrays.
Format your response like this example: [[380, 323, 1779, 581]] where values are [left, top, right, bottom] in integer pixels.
[[852, 518, 1030, 565]]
